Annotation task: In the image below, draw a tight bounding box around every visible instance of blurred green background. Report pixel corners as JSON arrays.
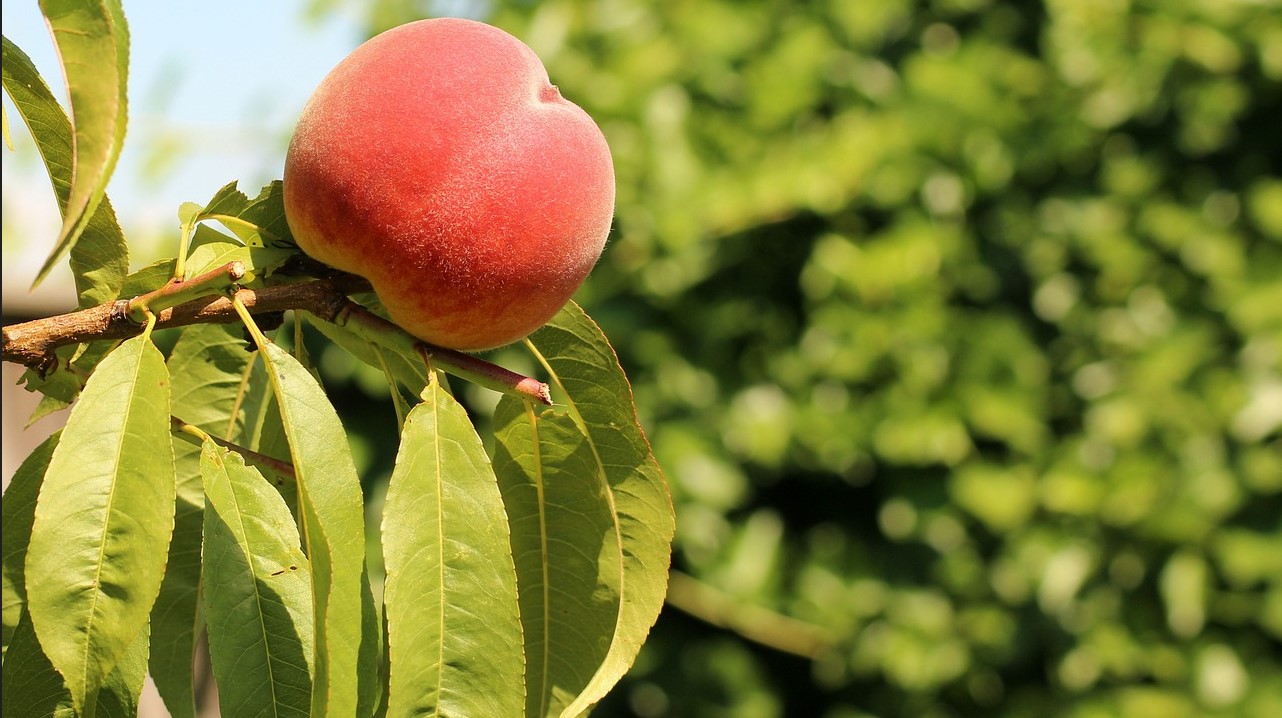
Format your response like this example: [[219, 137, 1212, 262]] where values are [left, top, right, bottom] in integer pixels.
[[306, 0, 1282, 716], [8, 0, 1282, 715]]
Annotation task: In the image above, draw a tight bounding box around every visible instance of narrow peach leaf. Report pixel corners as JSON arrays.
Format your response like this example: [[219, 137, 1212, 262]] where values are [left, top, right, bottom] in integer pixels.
[[250, 338, 379, 718], [492, 398, 622, 717], [33, 0, 130, 286], [381, 375, 525, 718], [201, 440, 314, 717], [25, 335, 176, 714], [525, 302, 675, 717]]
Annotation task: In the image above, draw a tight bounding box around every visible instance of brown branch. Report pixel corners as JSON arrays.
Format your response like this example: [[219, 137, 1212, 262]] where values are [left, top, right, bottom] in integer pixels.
[[3, 271, 552, 405], [417, 342, 553, 406], [126, 261, 247, 322], [665, 571, 837, 660], [2, 274, 369, 371]]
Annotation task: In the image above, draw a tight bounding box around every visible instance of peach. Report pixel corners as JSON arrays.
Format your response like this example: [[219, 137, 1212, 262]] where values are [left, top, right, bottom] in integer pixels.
[[283, 18, 615, 350]]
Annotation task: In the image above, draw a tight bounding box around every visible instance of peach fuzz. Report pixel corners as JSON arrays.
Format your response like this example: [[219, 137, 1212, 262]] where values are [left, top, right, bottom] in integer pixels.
[[283, 18, 615, 350]]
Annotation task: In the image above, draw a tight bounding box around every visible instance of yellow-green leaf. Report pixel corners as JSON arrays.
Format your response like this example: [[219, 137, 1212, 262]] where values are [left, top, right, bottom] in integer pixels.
[[201, 440, 314, 717], [382, 375, 525, 718], [33, 0, 130, 286], [149, 323, 260, 718], [525, 302, 675, 717], [25, 334, 176, 714], [1, 34, 128, 306], [492, 398, 622, 717], [250, 337, 378, 717]]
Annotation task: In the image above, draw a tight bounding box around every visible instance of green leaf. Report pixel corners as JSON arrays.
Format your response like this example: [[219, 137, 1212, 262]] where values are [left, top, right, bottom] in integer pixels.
[[190, 180, 295, 249], [178, 201, 203, 225], [169, 323, 257, 437], [183, 226, 294, 283], [237, 180, 295, 248], [96, 621, 149, 718], [25, 334, 176, 714], [149, 323, 259, 718], [119, 258, 179, 297], [33, 0, 130, 286], [67, 198, 129, 308], [492, 398, 622, 718], [201, 440, 314, 717], [184, 229, 247, 279], [195, 181, 248, 218], [147, 459, 202, 718], [2, 432, 60, 657], [1, 613, 70, 717], [18, 348, 85, 404], [18, 343, 126, 422], [250, 337, 378, 717], [381, 375, 525, 718], [242, 361, 298, 466], [0, 37, 68, 182], [228, 350, 302, 519], [525, 302, 675, 717], [25, 395, 71, 428], [248, 244, 297, 278], [17, 340, 117, 409], [1, 34, 129, 307], [1, 612, 149, 718], [15, 260, 179, 429], [176, 183, 297, 284]]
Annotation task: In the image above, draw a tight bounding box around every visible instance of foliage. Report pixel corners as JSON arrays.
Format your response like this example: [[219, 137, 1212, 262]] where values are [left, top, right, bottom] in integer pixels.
[[1, 1, 674, 717], [327, 0, 1282, 715]]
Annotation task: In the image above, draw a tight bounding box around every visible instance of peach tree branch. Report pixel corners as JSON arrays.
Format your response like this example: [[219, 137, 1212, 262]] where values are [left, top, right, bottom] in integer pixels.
[[2, 270, 551, 405], [127, 261, 247, 322]]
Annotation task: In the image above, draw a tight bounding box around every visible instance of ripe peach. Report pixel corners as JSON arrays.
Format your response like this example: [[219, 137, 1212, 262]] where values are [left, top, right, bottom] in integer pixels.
[[283, 18, 615, 350]]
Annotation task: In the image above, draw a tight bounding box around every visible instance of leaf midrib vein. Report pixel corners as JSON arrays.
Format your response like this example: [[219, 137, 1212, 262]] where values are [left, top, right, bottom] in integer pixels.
[[524, 400, 552, 716]]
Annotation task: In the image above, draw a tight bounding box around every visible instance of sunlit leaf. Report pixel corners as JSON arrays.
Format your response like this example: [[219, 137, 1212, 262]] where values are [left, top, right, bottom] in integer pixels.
[[250, 337, 378, 717], [525, 302, 675, 717], [149, 323, 258, 718], [382, 375, 525, 718], [189, 180, 295, 248], [67, 198, 128, 307], [118, 258, 179, 297], [33, 0, 130, 286], [183, 224, 294, 282], [25, 334, 176, 714], [492, 398, 622, 718], [201, 440, 314, 717], [227, 347, 301, 520], [184, 232, 247, 280], [2, 34, 128, 305], [239, 180, 295, 247]]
